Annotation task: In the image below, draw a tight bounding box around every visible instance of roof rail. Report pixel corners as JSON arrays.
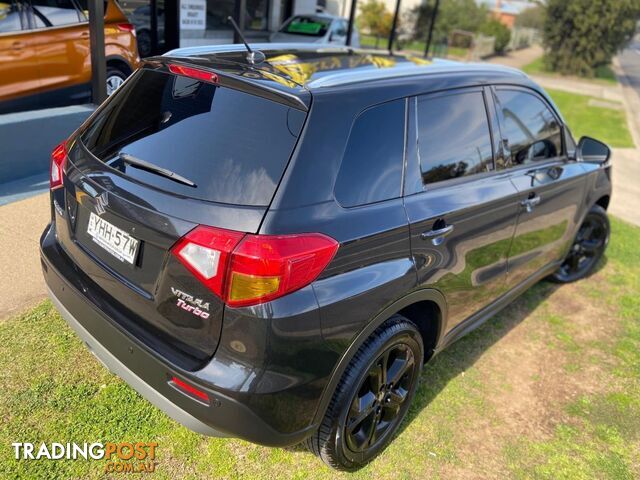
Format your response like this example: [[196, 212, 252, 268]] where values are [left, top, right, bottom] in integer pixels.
[[306, 61, 525, 88]]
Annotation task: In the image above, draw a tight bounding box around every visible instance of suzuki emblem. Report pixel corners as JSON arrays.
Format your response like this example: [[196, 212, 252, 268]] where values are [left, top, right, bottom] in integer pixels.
[[95, 192, 109, 215]]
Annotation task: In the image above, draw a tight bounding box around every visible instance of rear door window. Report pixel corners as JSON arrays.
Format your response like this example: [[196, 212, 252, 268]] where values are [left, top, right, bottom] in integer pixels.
[[417, 90, 494, 185], [334, 99, 405, 207], [80, 68, 305, 206]]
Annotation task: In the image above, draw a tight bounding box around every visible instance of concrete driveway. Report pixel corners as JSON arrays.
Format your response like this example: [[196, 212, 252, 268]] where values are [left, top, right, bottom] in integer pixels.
[[609, 149, 640, 226], [0, 193, 49, 319]]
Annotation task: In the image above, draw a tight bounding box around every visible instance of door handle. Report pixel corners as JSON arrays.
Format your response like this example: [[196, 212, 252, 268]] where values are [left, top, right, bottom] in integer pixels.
[[521, 194, 541, 213], [11, 41, 25, 50], [80, 31, 89, 38], [421, 224, 454, 246]]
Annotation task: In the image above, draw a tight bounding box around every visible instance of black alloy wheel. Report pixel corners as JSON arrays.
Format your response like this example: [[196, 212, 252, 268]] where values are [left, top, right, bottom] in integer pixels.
[[306, 315, 423, 471], [345, 343, 416, 453], [552, 205, 609, 283]]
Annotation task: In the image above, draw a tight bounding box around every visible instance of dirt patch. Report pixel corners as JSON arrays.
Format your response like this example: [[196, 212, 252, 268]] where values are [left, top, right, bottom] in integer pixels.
[[435, 274, 627, 478]]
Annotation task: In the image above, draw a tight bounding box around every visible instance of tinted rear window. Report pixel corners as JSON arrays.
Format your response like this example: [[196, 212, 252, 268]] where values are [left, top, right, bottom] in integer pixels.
[[80, 68, 305, 206], [334, 100, 405, 207]]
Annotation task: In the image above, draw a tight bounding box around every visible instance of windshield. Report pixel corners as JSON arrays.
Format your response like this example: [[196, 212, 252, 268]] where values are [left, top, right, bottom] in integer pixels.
[[280, 16, 331, 37], [80, 68, 305, 206]]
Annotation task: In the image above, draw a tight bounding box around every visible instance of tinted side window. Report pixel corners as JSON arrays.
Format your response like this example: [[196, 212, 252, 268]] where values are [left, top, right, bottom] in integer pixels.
[[496, 89, 563, 167], [417, 90, 493, 185], [0, 1, 24, 33], [335, 100, 405, 207], [31, 0, 83, 26]]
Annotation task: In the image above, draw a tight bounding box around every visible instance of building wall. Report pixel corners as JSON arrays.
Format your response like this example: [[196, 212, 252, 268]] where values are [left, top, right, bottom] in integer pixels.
[[493, 11, 516, 29], [180, 0, 321, 47], [293, 0, 319, 15]]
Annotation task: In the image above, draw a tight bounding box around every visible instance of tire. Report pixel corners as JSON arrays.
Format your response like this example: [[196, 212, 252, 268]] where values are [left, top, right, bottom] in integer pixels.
[[549, 204, 610, 283], [106, 66, 128, 96], [306, 315, 423, 471], [137, 29, 152, 57]]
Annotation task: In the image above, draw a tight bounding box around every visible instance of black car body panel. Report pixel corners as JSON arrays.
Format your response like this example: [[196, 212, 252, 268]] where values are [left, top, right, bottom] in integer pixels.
[[41, 45, 612, 446], [41, 231, 317, 444]]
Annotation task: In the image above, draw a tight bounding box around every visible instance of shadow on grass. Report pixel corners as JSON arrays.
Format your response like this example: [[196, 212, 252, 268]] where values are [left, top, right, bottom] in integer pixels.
[[398, 253, 608, 437], [401, 281, 558, 429], [283, 279, 561, 455], [284, 255, 609, 455]]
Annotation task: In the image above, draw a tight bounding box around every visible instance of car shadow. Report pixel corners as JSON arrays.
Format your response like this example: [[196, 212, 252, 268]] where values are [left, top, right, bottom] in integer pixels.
[[399, 280, 559, 433], [397, 254, 608, 437], [285, 255, 609, 454], [284, 280, 560, 455]]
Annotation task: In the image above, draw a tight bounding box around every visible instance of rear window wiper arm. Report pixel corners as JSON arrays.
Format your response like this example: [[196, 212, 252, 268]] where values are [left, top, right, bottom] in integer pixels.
[[118, 153, 197, 188]]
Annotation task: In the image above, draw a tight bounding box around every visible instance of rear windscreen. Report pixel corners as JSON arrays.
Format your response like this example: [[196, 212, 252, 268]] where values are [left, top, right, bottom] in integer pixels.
[[80, 68, 305, 206]]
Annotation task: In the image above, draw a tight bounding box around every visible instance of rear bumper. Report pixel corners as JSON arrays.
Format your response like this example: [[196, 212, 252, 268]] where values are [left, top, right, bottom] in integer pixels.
[[40, 224, 317, 446], [47, 286, 224, 437]]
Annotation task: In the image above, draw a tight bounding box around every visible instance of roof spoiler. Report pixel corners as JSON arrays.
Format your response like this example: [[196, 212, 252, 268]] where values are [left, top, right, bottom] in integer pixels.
[[142, 57, 310, 112]]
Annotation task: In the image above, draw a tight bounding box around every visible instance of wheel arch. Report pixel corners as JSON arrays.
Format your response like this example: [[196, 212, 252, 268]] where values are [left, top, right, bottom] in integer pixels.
[[311, 289, 447, 427], [106, 55, 133, 76], [595, 194, 610, 211]]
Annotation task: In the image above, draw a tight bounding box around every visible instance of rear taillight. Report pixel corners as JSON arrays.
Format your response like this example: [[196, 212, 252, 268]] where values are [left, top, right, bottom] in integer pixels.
[[117, 23, 136, 35], [50, 141, 67, 190], [228, 233, 339, 307], [172, 226, 339, 308], [172, 226, 244, 301], [168, 64, 218, 84]]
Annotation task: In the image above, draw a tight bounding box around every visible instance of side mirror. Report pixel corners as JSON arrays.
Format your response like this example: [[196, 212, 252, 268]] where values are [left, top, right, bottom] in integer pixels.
[[577, 136, 611, 164]]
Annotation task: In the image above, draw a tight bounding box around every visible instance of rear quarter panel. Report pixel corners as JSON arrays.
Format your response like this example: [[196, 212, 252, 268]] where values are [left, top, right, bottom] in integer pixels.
[[259, 87, 417, 421]]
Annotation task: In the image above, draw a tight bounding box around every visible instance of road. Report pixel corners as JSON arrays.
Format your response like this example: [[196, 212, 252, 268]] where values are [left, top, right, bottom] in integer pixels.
[[618, 37, 640, 95], [609, 39, 640, 227]]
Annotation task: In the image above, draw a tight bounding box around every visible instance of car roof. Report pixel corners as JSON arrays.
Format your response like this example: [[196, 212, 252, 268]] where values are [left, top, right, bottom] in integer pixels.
[[156, 44, 528, 110]]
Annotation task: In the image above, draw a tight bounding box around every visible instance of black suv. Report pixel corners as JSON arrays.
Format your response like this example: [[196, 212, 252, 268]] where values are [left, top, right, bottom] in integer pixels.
[[40, 45, 612, 470]]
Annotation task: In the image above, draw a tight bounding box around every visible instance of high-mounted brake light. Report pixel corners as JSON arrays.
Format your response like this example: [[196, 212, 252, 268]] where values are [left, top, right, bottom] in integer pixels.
[[172, 226, 339, 308], [50, 141, 67, 190], [168, 64, 218, 84]]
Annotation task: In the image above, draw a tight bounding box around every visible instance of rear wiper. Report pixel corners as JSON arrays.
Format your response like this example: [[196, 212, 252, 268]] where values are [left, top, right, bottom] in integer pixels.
[[118, 153, 197, 188]]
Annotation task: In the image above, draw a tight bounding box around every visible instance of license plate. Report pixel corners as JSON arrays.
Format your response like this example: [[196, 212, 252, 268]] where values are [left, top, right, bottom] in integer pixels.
[[87, 212, 139, 265]]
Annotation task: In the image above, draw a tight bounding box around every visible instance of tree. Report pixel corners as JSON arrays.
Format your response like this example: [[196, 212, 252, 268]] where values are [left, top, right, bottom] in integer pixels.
[[358, 0, 394, 47], [411, 0, 489, 44], [544, 0, 640, 77], [480, 19, 511, 54], [515, 5, 545, 30]]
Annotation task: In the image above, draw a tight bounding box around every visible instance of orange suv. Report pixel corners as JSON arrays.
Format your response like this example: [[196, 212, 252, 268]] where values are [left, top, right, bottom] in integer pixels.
[[0, 0, 140, 114]]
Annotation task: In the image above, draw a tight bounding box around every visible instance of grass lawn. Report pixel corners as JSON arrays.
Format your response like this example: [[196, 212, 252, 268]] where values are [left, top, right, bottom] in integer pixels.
[[1, 217, 639, 479], [546, 88, 635, 148], [523, 56, 618, 85], [359, 34, 468, 58], [360, 34, 429, 54]]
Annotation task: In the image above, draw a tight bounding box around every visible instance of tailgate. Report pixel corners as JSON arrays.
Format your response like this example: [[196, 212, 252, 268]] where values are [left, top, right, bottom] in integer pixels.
[[52, 65, 306, 367]]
